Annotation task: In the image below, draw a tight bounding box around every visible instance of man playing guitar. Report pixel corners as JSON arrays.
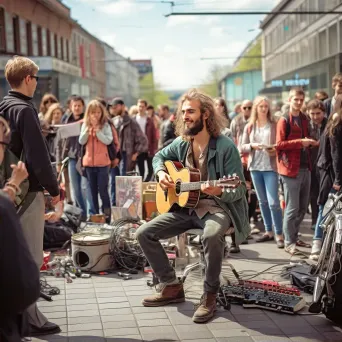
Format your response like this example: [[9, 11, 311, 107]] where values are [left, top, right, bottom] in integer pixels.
[[136, 89, 250, 323]]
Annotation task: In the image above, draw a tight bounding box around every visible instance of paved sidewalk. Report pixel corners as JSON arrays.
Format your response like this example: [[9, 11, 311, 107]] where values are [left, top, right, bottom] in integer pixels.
[[33, 217, 342, 342]]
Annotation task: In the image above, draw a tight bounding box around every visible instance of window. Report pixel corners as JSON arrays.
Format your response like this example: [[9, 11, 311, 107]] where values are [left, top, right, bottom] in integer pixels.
[[329, 23, 338, 55], [37, 26, 42, 55], [60, 37, 64, 60], [50, 31, 55, 57], [46, 29, 51, 55], [42, 27, 47, 56], [57, 34, 61, 59], [26, 22, 32, 55], [5, 11, 14, 52], [319, 29, 327, 59], [54, 33, 58, 58], [31, 23, 38, 56], [0, 8, 5, 52], [12, 15, 20, 53], [19, 18, 27, 55], [66, 39, 69, 62]]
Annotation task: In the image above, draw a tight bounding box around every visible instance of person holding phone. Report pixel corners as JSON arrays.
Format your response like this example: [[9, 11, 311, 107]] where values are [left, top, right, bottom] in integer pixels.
[[241, 96, 284, 248]]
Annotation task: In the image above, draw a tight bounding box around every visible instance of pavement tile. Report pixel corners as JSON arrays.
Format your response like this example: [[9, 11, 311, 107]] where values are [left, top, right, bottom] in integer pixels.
[[99, 301, 131, 309], [211, 328, 250, 338], [45, 317, 67, 326], [137, 318, 172, 327], [68, 322, 103, 332], [125, 290, 154, 296], [181, 339, 216, 342], [245, 327, 284, 336], [66, 297, 98, 305], [278, 325, 319, 335], [67, 309, 100, 317], [31, 337, 68, 342], [132, 306, 166, 314], [163, 302, 195, 312], [314, 325, 342, 333], [40, 306, 66, 314], [68, 330, 104, 337], [166, 311, 194, 325], [233, 313, 270, 322], [68, 316, 102, 325], [97, 296, 129, 304], [101, 307, 132, 316], [65, 283, 94, 289], [242, 320, 273, 329], [102, 320, 137, 329], [216, 338, 254, 342], [174, 324, 213, 340], [69, 338, 105, 342], [66, 292, 96, 299], [210, 311, 235, 322], [38, 300, 66, 307], [287, 334, 326, 342], [252, 336, 291, 342], [100, 314, 136, 323], [302, 315, 334, 326], [139, 325, 177, 337], [207, 322, 243, 330], [135, 312, 168, 320], [128, 296, 146, 307], [67, 303, 99, 311], [104, 327, 140, 337], [65, 288, 95, 294], [106, 336, 143, 342]]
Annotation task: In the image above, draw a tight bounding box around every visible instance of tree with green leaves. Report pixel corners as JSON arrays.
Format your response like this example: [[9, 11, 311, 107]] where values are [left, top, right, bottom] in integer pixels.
[[139, 72, 172, 106], [233, 39, 261, 72]]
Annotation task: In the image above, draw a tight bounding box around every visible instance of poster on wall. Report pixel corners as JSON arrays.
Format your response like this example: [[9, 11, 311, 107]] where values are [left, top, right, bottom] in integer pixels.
[[115, 176, 143, 219]]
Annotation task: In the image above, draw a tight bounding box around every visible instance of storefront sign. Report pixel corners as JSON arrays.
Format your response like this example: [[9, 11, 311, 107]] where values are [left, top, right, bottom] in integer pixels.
[[271, 74, 310, 87]]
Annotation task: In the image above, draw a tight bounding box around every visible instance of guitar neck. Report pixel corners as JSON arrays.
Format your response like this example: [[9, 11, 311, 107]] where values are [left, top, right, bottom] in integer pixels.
[[180, 180, 217, 192]]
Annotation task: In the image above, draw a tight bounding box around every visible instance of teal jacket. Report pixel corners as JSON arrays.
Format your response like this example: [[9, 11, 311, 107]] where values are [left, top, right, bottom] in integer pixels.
[[153, 135, 251, 244]]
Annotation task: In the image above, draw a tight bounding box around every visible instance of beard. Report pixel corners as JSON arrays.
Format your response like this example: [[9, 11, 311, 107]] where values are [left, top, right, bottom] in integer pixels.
[[184, 115, 204, 136]]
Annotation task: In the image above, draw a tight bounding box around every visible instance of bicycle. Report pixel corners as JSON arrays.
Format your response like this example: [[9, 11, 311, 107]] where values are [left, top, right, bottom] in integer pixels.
[[309, 191, 342, 324]]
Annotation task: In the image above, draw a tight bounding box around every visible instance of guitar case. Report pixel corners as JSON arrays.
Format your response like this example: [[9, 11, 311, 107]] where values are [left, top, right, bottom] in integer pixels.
[[323, 253, 342, 325]]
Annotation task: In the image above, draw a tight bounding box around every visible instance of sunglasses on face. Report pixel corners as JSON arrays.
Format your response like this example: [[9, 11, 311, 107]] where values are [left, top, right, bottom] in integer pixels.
[[243, 107, 252, 110], [30, 75, 39, 82]]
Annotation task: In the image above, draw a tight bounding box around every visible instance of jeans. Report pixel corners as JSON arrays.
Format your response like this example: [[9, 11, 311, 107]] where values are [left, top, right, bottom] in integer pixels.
[[136, 210, 231, 293], [251, 171, 283, 235], [110, 151, 127, 206], [281, 169, 311, 246], [137, 152, 147, 179], [68, 158, 87, 216], [85, 166, 111, 217], [314, 188, 337, 240]]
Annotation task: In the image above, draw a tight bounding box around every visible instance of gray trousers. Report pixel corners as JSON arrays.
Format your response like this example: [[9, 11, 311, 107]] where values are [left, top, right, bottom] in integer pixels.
[[135, 210, 231, 293], [20, 192, 48, 328], [281, 169, 311, 246]]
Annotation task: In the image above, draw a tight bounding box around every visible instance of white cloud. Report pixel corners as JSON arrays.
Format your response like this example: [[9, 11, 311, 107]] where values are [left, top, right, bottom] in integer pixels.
[[209, 26, 233, 37], [95, 0, 154, 16], [194, 0, 279, 10], [201, 41, 247, 58]]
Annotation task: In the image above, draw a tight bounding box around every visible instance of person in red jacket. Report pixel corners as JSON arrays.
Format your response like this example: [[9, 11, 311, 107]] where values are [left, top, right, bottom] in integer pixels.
[[79, 99, 113, 223], [276, 87, 318, 255]]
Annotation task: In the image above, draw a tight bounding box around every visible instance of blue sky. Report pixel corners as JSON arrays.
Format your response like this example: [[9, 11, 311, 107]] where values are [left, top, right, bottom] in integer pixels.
[[62, 0, 280, 90]]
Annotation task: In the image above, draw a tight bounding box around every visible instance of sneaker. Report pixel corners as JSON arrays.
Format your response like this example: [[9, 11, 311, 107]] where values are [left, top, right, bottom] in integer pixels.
[[309, 240, 322, 261], [229, 243, 240, 253], [192, 292, 217, 323], [142, 280, 185, 307], [284, 244, 303, 256]]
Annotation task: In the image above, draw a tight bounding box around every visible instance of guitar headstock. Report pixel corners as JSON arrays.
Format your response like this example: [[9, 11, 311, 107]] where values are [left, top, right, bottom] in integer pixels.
[[217, 174, 241, 193]]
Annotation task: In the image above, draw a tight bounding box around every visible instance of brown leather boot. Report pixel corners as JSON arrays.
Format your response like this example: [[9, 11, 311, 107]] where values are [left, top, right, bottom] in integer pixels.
[[142, 282, 185, 307], [192, 292, 217, 323]]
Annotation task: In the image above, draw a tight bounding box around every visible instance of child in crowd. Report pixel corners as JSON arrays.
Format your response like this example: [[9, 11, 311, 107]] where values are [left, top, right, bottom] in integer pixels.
[[79, 100, 113, 223]]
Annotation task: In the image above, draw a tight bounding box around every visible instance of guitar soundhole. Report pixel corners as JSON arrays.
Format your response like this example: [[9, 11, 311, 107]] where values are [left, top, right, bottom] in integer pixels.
[[175, 181, 181, 195]]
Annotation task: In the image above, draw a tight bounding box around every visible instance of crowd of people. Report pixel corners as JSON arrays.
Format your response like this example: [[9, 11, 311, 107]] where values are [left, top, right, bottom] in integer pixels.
[[221, 74, 342, 262], [1, 54, 342, 339]]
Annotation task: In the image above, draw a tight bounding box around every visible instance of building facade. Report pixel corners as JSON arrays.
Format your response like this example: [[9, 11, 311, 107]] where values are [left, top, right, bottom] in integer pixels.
[[219, 69, 263, 110], [260, 0, 342, 102], [0, 0, 106, 107], [103, 43, 139, 107], [131, 59, 153, 79]]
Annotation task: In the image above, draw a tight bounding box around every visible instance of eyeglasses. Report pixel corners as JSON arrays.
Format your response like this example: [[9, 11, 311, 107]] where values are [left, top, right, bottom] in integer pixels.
[[30, 75, 39, 82], [243, 107, 252, 110]]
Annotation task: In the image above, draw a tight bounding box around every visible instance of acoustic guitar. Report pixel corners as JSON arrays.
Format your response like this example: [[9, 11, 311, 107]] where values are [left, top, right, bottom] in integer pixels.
[[156, 160, 241, 214]]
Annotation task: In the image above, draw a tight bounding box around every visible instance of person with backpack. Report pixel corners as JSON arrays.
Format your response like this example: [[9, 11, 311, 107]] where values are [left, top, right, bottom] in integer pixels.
[[0, 56, 61, 336], [276, 87, 318, 256], [241, 96, 284, 248], [79, 99, 113, 223]]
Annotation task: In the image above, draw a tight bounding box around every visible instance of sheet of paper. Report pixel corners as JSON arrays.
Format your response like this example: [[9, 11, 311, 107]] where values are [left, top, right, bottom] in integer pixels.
[[54, 122, 81, 139]]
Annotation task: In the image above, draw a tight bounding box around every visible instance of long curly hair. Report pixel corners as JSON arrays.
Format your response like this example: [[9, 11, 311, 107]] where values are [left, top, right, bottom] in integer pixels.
[[84, 99, 108, 129], [44, 102, 64, 124], [174, 89, 228, 140]]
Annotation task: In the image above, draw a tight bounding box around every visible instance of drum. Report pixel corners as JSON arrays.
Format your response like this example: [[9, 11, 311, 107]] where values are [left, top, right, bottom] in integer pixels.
[[71, 228, 112, 272]]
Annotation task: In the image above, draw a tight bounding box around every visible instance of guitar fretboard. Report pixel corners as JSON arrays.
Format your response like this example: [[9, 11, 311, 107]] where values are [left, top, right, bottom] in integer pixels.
[[180, 180, 217, 192]]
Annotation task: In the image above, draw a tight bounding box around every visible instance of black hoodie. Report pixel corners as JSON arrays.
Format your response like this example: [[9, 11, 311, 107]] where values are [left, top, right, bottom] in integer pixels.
[[0, 91, 59, 196]]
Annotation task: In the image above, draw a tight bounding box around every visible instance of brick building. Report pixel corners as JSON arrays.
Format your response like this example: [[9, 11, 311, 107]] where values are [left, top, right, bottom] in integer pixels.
[[0, 0, 105, 106]]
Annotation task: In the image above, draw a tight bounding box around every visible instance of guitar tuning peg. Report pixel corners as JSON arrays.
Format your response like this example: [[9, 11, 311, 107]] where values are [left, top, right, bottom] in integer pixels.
[[232, 173, 237, 177], [232, 189, 236, 193], [225, 188, 230, 193], [228, 174, 231, 178], [223, 175, 226, 179]]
